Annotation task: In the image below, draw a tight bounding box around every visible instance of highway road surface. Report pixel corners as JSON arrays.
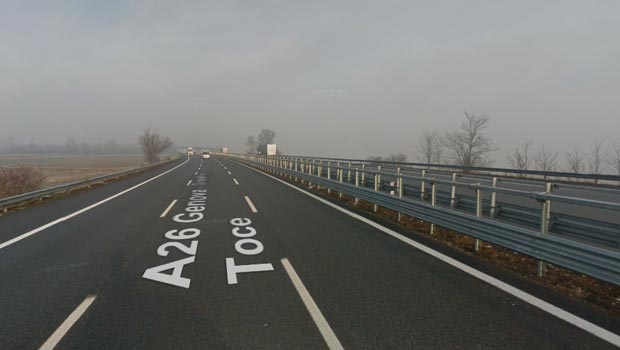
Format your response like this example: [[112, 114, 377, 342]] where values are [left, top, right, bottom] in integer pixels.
[[0, 156, 619, 349]]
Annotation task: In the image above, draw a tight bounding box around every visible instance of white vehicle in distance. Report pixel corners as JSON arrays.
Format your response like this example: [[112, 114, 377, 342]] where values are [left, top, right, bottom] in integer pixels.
[[201, 152, 211, 159], [186, 147, 194, 156]]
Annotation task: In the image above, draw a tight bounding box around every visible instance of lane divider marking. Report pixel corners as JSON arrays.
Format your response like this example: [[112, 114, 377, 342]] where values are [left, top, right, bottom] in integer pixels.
[[244, 196, 258, 213], [160, 199, 178, 218], [38, 295, 97, 350], [0, 158, 190, 251], [232, 159, 620, 348], [186, 180, 192, 186], [281, 258, 345, 350], [233, 179, 239, 186]]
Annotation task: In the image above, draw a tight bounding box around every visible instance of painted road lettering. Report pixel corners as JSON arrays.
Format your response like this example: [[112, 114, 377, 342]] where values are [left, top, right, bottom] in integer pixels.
[[143, 189, 207, 289], [172, 190, 207, 223], [226, 217, 273, 284]]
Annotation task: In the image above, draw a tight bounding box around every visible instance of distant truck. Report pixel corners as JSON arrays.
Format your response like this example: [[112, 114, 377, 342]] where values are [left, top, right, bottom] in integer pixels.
[[186, 147, 194, 156], [267, 144, 277, 156]]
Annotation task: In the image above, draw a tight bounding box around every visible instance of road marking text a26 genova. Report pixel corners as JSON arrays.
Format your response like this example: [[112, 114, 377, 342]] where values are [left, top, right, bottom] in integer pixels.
[[226, 218, 274, 284], [142, 174, 208, 288]]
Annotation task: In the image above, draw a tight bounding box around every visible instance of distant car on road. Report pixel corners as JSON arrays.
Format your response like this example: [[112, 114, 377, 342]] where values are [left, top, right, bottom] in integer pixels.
[[202, 152, 210, 159]]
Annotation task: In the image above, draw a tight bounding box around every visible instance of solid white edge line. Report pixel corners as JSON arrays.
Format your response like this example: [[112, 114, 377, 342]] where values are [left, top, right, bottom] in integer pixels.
[[186, 180, 192, 186], [160, 199, 178, 218], [233, 178, 239, 186], [0, 158, 190, 251], [244, 196, 258, 213], [281, 258, 345, 350], [38, 295, 97, 350], [232, 159, 620, 348]]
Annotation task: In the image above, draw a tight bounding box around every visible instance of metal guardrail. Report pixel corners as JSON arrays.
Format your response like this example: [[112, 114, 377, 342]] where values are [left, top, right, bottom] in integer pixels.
[[282, 154, 620, 183], [0, 156, 182, 213], [221, 153, 620, 285], [253, 156, 620, 249]]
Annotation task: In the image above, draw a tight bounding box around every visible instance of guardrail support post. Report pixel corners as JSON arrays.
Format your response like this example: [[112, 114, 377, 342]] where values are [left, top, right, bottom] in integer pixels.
[[288, 159, 292, 179], [347, 162, 352, 183], [361, 164, 366, 187], [474, 185, 482, 252], [326, 160, 331, 194], [420, 169, 427, 200], [327, 160, 331, 179], [430, 182, 437, 234], [537, 182, 554, 278], [490, 177, 498, 218], [377, 165, 382, 190], [450, 173, 457, 208], [354, 170, 360, 205], [317, 162, 322, 190], [300, 160, 305, 185], [373, 173, 379, 212], [308, 159, 313, 187], [397, 167, 403, 222], [339, 165, 344, 198]]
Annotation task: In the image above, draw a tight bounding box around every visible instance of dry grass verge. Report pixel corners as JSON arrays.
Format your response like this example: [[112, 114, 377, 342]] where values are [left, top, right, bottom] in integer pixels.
[[0, 164, 46, 197], [0, 154, 144, 189]]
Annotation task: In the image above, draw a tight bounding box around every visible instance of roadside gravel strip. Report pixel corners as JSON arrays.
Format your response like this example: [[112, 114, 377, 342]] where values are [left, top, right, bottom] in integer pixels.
[[0, 157, 190, 251]]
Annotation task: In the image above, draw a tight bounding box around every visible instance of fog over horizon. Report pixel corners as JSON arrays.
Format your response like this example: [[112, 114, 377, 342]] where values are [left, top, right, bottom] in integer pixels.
[[1, 1, 619, 166]]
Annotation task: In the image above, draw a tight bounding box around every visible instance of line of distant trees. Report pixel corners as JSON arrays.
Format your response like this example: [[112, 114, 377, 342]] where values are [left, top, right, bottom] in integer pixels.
[[506, 139, 620, 175], [367, 111, 620, 175], [0, 138, 142, 155]]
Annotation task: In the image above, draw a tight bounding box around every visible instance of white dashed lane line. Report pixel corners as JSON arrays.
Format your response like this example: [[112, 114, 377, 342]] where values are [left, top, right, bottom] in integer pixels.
[[281, 258, 344, 350], [160, 199, 178, 218], [38, 295, 97, 350], [244, 196, 258, 213], [233, 178, 239, 185]]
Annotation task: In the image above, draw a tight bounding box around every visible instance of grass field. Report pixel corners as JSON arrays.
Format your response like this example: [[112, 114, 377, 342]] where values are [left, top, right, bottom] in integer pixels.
[[0, 154, 145, 188]]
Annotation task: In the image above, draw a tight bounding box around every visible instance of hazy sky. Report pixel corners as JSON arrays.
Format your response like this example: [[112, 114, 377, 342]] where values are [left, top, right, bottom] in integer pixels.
[[1, 1, 619, 163]]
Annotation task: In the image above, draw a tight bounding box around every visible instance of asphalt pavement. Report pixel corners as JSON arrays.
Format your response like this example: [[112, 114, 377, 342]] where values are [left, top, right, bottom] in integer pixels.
[[0, 155, 618, 349]]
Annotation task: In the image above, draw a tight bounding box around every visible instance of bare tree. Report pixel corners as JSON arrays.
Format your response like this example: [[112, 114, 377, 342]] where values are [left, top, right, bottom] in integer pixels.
[[507, 142, 532, 172], [386, 153, 407, 162], [533, 147, 558, 172], [587, 139, 607, 175], [416, 131, 443, 164], [138, 128, 172, 163], [245, 136, 258, 154], [257, 129, 276, 154], [609, 141, 620, 176], [0, 164, 46, 197], [65, 138, 78, 154], [443, 111, 496, 167], [564, 147, 585, 174]]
